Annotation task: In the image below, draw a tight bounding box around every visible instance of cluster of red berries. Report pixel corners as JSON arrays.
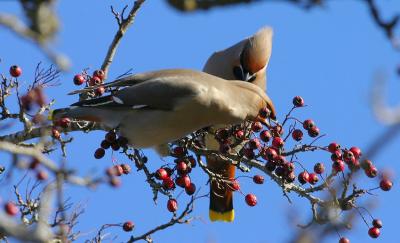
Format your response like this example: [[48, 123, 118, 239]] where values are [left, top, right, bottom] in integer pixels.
[[51, 116, 71, 140], [152, 146, 198, 212], [338, 218, 383, 241], [94, 130, 129, 160], [105, 163, 131, 187], [73, 69, 106, 96], [27, 157, 49, 181], [20, 87, 46, 111], [209, 95, 394, 236]]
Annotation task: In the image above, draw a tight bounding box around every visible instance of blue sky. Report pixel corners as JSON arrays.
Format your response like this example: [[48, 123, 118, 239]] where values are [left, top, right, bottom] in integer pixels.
[[1, 0, 399, 242]]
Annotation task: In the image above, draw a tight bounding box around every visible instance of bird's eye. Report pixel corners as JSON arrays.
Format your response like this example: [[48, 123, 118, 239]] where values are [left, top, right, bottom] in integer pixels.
[[233, 66, 245, 80]]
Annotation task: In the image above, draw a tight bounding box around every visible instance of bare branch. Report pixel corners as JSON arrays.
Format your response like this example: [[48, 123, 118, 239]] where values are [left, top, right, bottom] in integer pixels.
[[101, 0, 146, 78]]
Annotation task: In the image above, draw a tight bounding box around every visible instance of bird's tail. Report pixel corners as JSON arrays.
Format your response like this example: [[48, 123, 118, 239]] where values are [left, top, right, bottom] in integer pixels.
[[208, 158, 235, 222]]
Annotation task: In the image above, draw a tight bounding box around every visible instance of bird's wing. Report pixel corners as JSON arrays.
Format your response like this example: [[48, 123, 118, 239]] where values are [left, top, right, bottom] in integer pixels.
[[69, 69, 202, 95], [71, 70, 208, 111]]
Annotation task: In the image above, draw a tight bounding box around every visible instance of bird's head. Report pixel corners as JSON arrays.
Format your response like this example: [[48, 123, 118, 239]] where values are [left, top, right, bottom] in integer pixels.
[[203, 26, 273, 91], [237, 27, 273, 89]]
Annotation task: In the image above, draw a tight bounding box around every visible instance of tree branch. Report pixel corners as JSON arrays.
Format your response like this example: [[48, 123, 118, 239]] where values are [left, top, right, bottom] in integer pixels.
[[101, 0, 146, 78]]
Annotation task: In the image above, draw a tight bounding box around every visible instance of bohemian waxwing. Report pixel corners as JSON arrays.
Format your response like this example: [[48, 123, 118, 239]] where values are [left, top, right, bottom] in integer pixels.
[[203, 27, 274, 222], [55, 69, 275, 153]]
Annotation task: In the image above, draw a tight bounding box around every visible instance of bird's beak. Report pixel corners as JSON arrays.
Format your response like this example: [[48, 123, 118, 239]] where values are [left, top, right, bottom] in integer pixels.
[[255, 115, 270, 127]]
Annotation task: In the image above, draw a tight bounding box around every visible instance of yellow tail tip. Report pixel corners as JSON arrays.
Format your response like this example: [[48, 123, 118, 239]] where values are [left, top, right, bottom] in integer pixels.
[[209, 209, 234, 222]]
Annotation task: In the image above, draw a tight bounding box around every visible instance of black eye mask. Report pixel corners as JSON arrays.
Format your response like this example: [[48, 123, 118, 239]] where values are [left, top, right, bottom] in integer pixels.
[[232, 51, 256, 82]]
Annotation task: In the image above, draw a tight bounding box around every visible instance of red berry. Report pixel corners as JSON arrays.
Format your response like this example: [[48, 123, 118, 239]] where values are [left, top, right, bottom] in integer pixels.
[[36, 170, 48, 181], [164, 167, 173, 177], [95, 86, 105, 96], [292, 129, 303, 141], [173, 146, 185, 157], [187, 156, 196, 168], [308, 126, 320, 137], [283, 162, 295, 173], [350, 146, 362, 159], [228, 179, 240, 191], [331, 150, 343, 162], [122, 221, 134, 232], [89, 76, 102, 86], [272, 137, 284, 149], [167, 199, 178, 212], [260, 130, 272, 142], [261, 147, 278, 161], [332, 160, 345, 173], [245, 194, 257, 206], [33, 87, 46, 107], [175, 176, 191, 188], [155, 168, 169, 180], [58, 117, 71, 128], [361, 159, 373, 170], [253, 175, 264, 184], [380, 179, 393, 191], [234, 130, 245, 140], [275, 155, 287, 166], [109, 177, 121, 187], [251, 121, 263, 132], [368, 227, 380, 238], [372, 219, 383, 228], [121, 164, 131, 174], [73, 74, 85, 85], [343, 150, 355, 163], [9, 65, 22, 77], [162, 178, 175, 190], [29, 158, 40, 170], [247, 138, 261, 150], [339, 237, 350, 243], [52, 127, 61, 139], [314, 162, 325, 174], [258, 107, 271, 118], [303, 119, 315, 130], [93, 69, 105, 81], [176, 161, 188, 175], [100, 140, 111, 149], [271, 125, 284, 136], [111, 141, 120, 151], [365, 166, 378, 178], [185, 183, 196, 195], [94, 148, 105, 159], [308, 173, 319, 185], [298, 171, 309, 184], [4, 201, 18, 216], [105, 131, 117, 142], [113, 165, 123, 176], [292, 96, 304, 107], [328, 142, 341, 153]]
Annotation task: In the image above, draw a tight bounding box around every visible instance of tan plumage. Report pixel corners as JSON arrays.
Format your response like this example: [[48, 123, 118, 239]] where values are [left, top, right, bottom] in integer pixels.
[[202, 27, 274, 222], [57, 69, 275, 152]]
